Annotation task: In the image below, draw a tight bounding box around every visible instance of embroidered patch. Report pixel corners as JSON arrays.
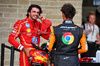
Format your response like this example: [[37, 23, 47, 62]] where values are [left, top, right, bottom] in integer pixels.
[[32, 37, 38, 43], [25, 23, 30, 28], [62, 32, 74, 45]]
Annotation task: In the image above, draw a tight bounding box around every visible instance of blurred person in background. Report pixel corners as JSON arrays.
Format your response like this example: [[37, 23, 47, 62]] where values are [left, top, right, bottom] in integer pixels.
[[81, 11, 100, 58]]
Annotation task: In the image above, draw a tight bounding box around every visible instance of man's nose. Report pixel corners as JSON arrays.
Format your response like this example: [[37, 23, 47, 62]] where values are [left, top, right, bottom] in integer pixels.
[[35, 12, 39, 15]]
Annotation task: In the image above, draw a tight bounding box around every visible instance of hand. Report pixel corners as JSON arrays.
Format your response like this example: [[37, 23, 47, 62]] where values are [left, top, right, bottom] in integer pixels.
[[87, 29, 91, 33], [51, 63, 54, 66], [86, 29, 91, 35], [39, 15, 45, 21], [22, 47, 30, 57], [96, 40, 100, 44]]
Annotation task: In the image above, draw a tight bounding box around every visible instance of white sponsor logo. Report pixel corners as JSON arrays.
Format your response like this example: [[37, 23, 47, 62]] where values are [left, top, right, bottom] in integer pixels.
[[63, 56, 69, 59], [12, 29, 17, 33], [60, 26, 75, 28], [27, 33, 32, 36], [65, 21, 72, 24]]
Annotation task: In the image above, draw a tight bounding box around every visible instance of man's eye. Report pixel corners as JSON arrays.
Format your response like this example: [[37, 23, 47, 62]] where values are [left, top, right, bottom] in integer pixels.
[[33, 11, 36, 13], [37, 12, 40, 14]]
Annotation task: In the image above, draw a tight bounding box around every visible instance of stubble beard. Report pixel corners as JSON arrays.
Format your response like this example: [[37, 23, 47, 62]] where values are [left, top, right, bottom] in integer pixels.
[[30, 15, 39, 21]]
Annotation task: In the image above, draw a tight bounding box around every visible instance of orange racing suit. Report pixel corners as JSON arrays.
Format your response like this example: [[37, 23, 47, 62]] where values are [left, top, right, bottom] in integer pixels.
[[48, 20, 88, 66], [8, 17, 51, 66]]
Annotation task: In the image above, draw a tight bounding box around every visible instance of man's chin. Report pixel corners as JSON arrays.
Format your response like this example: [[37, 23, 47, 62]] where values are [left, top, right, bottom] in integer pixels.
[[32, 18, 37, 21], [33, 17, 39, 21], [33, 19, 37, 21]]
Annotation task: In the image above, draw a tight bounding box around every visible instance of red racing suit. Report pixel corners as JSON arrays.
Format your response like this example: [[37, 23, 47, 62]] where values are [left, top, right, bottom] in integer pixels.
[[8, 17, 51, 66]]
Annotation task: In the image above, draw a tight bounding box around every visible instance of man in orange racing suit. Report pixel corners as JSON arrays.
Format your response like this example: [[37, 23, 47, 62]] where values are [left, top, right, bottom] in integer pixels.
[[8, 4, 51, 66], [48, 3, 88, 66]]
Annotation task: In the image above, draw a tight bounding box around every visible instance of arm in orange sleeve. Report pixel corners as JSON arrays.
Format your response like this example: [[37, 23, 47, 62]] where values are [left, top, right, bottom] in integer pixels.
[[78, 30, 88, 53], [48, 27, 56, 51]]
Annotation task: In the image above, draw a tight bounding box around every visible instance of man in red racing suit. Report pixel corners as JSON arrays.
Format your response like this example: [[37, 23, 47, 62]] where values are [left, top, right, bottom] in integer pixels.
[[8, 4, 51, 66]]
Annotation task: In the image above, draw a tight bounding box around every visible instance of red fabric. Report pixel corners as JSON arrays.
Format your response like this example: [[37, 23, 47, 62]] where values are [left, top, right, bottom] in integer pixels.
[[20, 51, 33, 66], [8, 17, 51, 66], [40, 20, 52, 34], [29, 50, 49, 65]]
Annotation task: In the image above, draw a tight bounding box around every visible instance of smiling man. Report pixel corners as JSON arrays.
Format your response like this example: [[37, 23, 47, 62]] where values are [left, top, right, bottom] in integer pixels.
[[8, 4, 51, 66]]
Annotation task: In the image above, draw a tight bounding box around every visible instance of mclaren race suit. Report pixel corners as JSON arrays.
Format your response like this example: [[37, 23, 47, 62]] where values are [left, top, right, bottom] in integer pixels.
[[48, 20, 88, 66], [8, 17, 51, 66]]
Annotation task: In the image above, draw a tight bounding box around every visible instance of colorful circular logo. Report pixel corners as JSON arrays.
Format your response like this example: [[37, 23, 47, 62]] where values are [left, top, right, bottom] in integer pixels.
[[27, 28, 31, 32], [25, 23, 30, 27], [62, 32, 74, 45], [32, 37, 38, 43]]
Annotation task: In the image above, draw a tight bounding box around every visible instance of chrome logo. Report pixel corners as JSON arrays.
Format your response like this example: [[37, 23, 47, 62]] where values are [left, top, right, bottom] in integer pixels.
[[62, 32, 74, 45]]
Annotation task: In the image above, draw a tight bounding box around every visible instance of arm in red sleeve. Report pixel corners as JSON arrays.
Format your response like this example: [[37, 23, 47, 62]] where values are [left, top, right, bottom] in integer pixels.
[[41, 19, 52, 40], [48, 27, 56, 51], [78, 30, 88, 53], [8, 20, 24, 50]]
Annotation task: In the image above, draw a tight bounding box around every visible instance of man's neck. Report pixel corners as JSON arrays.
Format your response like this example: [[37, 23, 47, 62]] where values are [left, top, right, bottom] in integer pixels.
[[29, 17, 36, 22], [64, 18, 72, 21]]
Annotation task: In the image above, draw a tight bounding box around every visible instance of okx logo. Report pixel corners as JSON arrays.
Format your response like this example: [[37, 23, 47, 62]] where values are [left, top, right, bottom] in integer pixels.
[[62, 32, 74, 45]]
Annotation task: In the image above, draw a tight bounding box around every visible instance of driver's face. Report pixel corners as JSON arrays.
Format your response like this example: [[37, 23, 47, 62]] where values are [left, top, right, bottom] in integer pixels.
[[29, 7, 40, 21]]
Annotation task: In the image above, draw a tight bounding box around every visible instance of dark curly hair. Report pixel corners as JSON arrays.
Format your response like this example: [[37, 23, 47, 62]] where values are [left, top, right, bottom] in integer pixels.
[[61, 3, 76, 19], [26, 4, 42, 17]]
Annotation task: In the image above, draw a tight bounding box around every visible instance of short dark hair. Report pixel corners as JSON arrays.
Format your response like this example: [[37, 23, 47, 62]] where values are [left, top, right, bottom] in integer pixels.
[[26, 4, 42, 17], [61, 3, 76, 19]]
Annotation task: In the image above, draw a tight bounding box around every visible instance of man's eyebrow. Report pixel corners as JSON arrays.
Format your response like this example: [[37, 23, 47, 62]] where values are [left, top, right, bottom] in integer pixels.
[[33, 11, 36, 12]]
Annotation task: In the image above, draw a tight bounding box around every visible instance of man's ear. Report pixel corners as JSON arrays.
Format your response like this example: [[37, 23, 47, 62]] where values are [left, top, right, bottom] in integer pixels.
[[62, 13, 65, 17], [62, 13, 66, 20], [28, 12, 30, 16]]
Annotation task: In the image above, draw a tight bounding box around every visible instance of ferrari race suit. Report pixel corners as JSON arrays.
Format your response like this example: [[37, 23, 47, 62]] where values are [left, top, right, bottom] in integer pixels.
[[8, 17, 51, 66], [48, 20, 88, 66]]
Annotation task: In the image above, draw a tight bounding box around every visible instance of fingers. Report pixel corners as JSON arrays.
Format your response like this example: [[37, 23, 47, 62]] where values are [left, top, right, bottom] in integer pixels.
[[26, 53, 30, 57], [27, 49, 31, 57], [87, 29, 91, 34], [23, 47, 30, 57], [88, 29, 91, 32], [96, 41, 100, 44], [39, 15, 45, 21]]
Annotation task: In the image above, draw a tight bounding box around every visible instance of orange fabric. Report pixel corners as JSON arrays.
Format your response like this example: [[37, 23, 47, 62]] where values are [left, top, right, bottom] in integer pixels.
[[78, 30, 88, 53], [48, 27, 55, 51], [48, 27, 88, 53]]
